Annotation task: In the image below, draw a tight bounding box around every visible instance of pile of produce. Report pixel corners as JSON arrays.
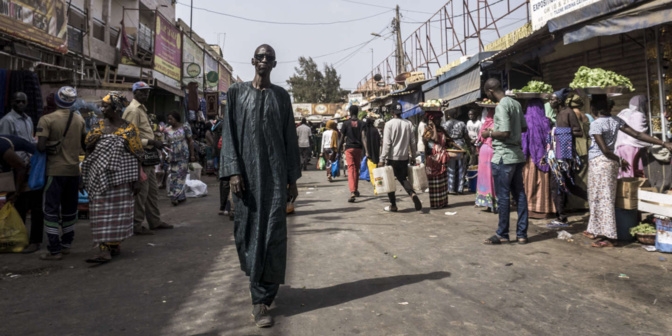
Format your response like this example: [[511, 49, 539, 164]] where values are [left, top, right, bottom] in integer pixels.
[[418, 99, 444, 108], [630, 223, 657, 236], [569, 66, 635, 91], [513, 81, 554, 93], [479, 98, 498, 105]]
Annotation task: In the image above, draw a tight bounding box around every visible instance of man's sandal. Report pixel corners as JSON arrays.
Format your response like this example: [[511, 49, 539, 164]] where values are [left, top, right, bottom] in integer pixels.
[[484, 235, 509, 245]]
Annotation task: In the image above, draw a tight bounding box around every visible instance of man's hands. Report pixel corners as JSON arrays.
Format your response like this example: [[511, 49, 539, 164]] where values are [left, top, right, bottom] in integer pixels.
[[378, 160, 386, 167], [481, 128, 492, 139], [619, 159, 632, 173], [664, 142, 672, 152], [230, 175, 245, 197]]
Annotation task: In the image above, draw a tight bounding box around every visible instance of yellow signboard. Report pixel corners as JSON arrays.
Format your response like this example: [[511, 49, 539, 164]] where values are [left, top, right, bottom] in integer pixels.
[[484, 23, 533, 52]]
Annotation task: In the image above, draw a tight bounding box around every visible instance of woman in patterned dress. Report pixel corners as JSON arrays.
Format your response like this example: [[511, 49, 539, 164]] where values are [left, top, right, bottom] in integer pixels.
[[82, 92, 144, 264], [424, 111, 453, 209], [585, 95, 672, 247], [475, 107, 497, 212], [164, 111, 196, 206]]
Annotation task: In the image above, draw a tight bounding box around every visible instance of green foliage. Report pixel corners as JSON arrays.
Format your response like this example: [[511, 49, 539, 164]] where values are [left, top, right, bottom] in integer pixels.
[[569, 66, 635, 91], [287, 57, 350, 103], [513, 81, 554, 93]]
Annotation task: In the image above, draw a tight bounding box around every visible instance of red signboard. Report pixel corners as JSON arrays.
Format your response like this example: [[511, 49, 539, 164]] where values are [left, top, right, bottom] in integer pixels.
[[153, 13, 181, 81]]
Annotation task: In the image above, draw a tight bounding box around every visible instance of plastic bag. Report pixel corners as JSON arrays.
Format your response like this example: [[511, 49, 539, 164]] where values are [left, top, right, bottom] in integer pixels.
[[318, 157, 326, 170], [28, 151, 47, 190], [185, 179, 208, 198], [0, 203, 27, 252], [359, 155, 369, 181], [331, 154, 340, 177]]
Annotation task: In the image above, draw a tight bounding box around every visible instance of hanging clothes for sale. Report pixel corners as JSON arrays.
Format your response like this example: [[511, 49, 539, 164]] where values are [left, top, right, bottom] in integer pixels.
[[187, 82, 199, 111]]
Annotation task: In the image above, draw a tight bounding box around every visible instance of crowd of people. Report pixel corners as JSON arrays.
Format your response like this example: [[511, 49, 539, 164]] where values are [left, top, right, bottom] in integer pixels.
[[0, 81, 204, 263]]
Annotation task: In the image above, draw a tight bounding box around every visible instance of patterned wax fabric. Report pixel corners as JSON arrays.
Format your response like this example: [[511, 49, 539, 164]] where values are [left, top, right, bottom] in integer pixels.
[[86, 120, 144, 158], [82, 134, 140, 196], [588, 116, 625, 160], [553, 127, 574, 160], [164, 125, 192, 162]]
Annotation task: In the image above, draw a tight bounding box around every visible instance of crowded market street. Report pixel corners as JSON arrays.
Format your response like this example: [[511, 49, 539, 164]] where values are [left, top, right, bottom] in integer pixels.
[[2, 168, 671, 336]]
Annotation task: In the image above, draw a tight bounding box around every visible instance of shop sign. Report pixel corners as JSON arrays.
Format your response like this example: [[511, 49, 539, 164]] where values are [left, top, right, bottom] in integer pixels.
[[154, 14, 182, 81], [219, 63, 230, 92], [530, 0, 600, 31], [185, 63, 201, 78], [293, 104, 312, 116], [348, 93, 363, 106], [484, 23, 533, 52], [204, 52, 219, 89], [405, 72, 426, 85], [182, 35, 203, 84], [205, 92, 219, 115], [313, 104, 329, 115], [0, 0, 67, 53]]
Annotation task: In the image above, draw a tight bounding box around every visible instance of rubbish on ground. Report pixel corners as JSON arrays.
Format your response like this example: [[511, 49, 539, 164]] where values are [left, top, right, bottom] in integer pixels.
[[306, 192, 313, 194], [9, 274, 20, 278], [445, 212, 457, 216], [642, 245, 657, 252], [659, 257, 667, 261], [398, 302, 409, 305], [147, 243, 155, 247], [393, 255, 398, 259], [505, 263, 513, 266], [618, 273, 629, 279], [429, 235, 438, 238], [557, 230, 572, 240]]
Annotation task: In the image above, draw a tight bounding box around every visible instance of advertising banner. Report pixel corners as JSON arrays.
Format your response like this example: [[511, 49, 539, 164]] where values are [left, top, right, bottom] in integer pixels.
[[0, 0, 67, 52], [218, 63, 230, 92], [292, 104, 312, 116], [153, 14, 181, 81], [204, 52, 219, 90], [530, 0, 600, 31], [182, 34, 204, 86]]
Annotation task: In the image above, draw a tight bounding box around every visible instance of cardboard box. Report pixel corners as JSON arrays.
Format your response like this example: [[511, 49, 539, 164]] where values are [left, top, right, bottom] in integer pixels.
[[616, 197, 637, 210], [617, 178, 649, 199], [638, 187, 672, 217]]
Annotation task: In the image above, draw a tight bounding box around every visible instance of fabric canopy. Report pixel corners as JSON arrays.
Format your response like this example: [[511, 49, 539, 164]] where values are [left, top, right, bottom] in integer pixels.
[[562, 0, 672, 44]]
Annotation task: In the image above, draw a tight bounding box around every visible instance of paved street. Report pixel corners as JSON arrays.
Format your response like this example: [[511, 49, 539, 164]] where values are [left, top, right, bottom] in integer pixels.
[[2, 168, 672, 336]]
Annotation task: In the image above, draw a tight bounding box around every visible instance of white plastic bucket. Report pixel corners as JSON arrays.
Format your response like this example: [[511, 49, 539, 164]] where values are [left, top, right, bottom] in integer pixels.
[[372, 166, 395, 194]]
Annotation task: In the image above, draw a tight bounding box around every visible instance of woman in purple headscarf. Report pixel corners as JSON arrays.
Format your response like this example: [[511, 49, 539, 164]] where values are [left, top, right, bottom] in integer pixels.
[[521, 99, 555, 218]]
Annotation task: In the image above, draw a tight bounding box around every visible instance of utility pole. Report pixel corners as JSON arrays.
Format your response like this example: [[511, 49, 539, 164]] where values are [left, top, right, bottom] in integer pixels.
[[189, 0, 193, 38], [394, 5, 405, 76]]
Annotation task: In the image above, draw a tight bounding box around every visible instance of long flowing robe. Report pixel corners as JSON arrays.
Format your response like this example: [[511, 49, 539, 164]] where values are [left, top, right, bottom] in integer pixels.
[[219, 82, 302, 284]]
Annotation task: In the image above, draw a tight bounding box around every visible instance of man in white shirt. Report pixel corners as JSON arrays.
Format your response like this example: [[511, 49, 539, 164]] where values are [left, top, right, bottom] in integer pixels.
[[466, 109, 483, 144], [380, 102, 422, 212], [296, 118, 312, 170]]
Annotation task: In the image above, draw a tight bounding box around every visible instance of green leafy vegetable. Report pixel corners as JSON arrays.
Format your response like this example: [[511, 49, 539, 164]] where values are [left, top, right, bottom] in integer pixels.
[[513, 81, 554, 93], [630, 223, 656, 235], [569, 66, 635, 91]]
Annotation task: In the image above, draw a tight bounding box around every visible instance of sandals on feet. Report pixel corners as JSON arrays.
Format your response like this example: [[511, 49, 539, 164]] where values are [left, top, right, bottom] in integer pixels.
[[591, 240, 614, 248], [582, 231, 598, 240], [484, 235, 509, 245]]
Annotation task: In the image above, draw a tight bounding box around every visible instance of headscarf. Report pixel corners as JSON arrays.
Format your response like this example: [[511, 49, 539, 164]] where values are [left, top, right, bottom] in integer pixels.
[[325, 120, 338, 149], [363, 118, 382, 164], [426, 111, 443, 121], [616, 95, 648, 148], [102, 91, 129, 115], [477, 108, 496, 146], [522, 99, 551, 172], [566, 94, 584, 109], [553, 88, 571, 105]]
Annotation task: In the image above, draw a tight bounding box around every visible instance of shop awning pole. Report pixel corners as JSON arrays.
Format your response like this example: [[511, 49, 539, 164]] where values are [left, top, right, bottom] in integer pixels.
[[655, 28, 667, 142], [644, 30, 653, 137]]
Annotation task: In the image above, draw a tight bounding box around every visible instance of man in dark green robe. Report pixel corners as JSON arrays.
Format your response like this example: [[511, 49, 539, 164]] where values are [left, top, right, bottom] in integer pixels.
[[219, 44, 301, 328]]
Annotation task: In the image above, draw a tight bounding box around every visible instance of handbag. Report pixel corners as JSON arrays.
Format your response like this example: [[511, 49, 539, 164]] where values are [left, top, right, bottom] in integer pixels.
[[142, 147, 161, 166], [28, 151, 47, 190], [45, 110, 74, 156]]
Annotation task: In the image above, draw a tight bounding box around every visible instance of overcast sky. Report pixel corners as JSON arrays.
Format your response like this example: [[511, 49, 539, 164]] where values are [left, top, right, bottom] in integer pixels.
[[176, 0, 528, 92]]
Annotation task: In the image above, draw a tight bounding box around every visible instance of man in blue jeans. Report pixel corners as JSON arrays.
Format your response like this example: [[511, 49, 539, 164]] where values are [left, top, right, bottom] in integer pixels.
[[480, 78, 529, 244]]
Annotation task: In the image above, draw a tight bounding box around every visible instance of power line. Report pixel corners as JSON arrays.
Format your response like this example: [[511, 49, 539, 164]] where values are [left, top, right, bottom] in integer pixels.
[[177, 2, 392, 26], [341, 0, 435, 15]]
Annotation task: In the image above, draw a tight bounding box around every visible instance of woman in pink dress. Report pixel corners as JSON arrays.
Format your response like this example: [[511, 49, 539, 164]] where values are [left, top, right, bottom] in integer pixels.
[[475, 108, 497, 212]]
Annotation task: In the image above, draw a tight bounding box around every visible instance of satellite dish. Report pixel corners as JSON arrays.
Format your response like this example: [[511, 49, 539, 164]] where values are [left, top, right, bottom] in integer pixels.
[[373, 73, 382, 82]]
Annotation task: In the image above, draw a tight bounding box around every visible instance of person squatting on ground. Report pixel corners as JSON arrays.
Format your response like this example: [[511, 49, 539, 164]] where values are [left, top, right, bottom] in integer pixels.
[[219, 44, 301, 328], [36, 86, 87, 260], [339, 105, 364, 202], [481, 78, 530, 245], [81, 92, 144, 264], [122, 81, 173, 235], [0, 92, 44, 254], [380, 102, 422, 212]]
